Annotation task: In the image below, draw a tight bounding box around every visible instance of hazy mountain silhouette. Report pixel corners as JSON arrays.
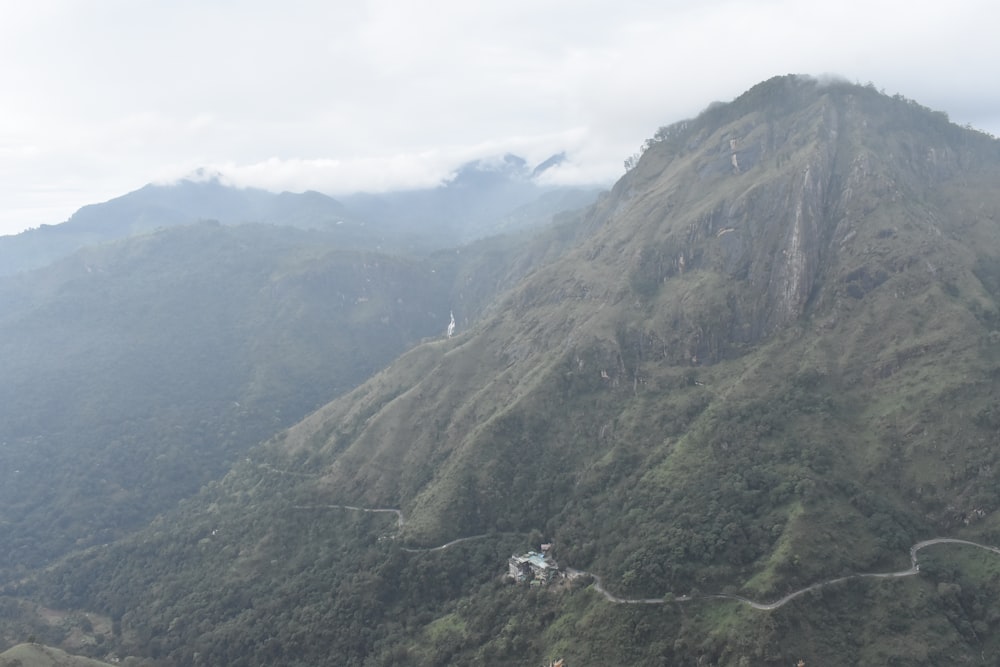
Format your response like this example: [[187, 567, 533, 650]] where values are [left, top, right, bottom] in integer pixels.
[[0, 157, 600, 275]]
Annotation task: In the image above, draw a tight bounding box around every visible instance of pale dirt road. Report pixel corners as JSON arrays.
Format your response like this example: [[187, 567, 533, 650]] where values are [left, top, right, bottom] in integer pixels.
[[294, 501, 1000, 611]]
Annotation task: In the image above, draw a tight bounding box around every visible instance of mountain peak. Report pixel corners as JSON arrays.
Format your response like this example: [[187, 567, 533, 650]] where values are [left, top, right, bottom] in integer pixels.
[[445, 153, 530, 187], [174, 166, 230, 186], [444, 152, 573, 188], [613, 75, 1000, 346], [531, 151, 567, 178]]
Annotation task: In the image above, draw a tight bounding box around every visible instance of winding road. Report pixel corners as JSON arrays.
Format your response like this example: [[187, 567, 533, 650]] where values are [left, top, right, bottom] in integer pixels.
[[701, 538, 1000, 611], [585, 537, 1000, 610], [292, 504, 405, 529], [294, 502, 1000, 611], [402, 534, 491, 553]]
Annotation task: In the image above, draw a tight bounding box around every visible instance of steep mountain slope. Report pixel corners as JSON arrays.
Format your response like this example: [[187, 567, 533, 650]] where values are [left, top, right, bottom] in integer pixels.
[[285, 75, 1000, 575], [14, 76, 1000, 665], [0, 221, 454, 575], [0, 215, 583, 585]]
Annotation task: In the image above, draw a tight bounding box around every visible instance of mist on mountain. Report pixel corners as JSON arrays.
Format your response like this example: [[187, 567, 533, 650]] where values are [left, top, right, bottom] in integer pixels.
[[0, 154, 601, 276]]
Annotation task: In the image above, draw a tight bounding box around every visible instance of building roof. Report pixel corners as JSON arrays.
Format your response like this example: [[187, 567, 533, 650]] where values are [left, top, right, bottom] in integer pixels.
[[527, 553, 551, 569], [511, 551, 556, 570]]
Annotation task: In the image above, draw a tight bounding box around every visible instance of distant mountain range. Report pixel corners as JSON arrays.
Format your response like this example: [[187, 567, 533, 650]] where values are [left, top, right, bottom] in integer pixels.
[[0, 154, 601, 276]]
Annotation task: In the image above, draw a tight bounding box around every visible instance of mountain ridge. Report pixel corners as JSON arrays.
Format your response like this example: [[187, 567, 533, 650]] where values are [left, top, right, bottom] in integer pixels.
[[0, 154, 601, 276]]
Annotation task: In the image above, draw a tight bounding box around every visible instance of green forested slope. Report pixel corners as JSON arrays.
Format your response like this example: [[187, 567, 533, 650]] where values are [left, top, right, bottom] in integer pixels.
[[11, 76, 1000, 666], [0, 222, 449, 574], [0, 218, 578, 583]]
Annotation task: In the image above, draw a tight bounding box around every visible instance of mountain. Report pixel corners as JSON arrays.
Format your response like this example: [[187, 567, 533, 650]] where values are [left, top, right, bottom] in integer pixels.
[[0, 221, 454, 573], [0, 178, 371, 276], [9, 75, 1000, 665], [0, 212, 590, 587], [340, 153, 602, 247], [0, 158, 601, 276]]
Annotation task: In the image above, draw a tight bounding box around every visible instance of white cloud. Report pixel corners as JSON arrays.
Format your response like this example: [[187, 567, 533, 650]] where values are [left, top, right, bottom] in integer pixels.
[[1, 0, 999, 235], [189, 126, 595, 195]]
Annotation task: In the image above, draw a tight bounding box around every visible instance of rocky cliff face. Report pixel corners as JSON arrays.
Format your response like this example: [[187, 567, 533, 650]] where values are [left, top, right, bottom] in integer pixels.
[[576, 75, 1000, 361]]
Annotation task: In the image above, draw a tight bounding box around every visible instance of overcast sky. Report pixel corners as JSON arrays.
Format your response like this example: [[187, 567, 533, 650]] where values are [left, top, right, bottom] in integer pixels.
[[2, 0, 999, 236]]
